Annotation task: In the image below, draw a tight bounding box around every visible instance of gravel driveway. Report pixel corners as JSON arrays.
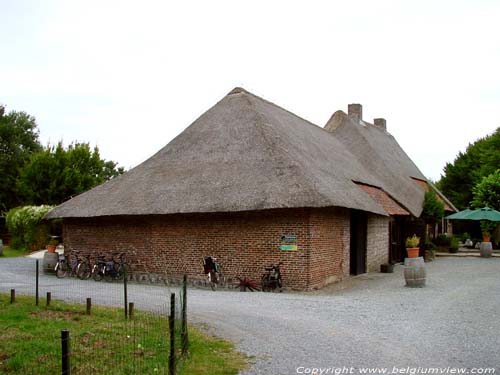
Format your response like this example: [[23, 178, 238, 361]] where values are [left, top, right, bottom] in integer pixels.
[[1, 256, 499, 374]]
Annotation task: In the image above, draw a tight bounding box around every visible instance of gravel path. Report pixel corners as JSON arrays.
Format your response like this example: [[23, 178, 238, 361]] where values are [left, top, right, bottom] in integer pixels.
[[1, 256, 499, 374]]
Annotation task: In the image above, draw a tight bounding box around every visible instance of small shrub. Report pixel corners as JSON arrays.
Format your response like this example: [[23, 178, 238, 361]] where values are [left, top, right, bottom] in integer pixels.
[[433, 234, 451, 247], [461, 232, 471, 242], [480, 220, 497, 238], [450, 237, 459, 249], [422, 240, 437, 251], [405, 234, 420, 248], [5, 205, 54, 251]]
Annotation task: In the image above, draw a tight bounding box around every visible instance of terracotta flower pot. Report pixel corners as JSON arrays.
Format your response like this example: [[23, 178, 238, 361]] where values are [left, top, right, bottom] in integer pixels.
[[406, 247, 419, 258], [47, 245, 57, 253], [483, 236, 491, 243]]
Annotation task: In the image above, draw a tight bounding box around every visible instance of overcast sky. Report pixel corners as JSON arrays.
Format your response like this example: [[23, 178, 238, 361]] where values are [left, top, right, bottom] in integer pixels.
[[1, 0, 499, 181]]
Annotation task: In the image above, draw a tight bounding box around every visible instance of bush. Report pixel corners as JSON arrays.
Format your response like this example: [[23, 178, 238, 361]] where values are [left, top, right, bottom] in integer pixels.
[[450, 237, 460, 249], [433, 234, 451, 247], [422, 240, 438, 251], [461, 232, 471, 242], [5, 205, 54, 251]]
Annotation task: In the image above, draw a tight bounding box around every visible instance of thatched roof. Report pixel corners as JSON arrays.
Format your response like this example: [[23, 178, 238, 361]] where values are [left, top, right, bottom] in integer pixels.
[[46, 88, 393, 219], [325, 111, 432, 217]]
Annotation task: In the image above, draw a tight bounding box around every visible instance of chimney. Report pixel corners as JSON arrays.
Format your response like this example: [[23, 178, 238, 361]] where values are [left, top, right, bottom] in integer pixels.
[[373, 118, 387, 131], [348, 104, 362, 122]]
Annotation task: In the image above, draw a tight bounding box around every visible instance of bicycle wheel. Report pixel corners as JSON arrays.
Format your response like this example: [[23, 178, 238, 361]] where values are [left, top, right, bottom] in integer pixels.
[[103, 270, 114, 282], [56, 262, 68, 278], [77, 262, 91, 280], [115, 263, 130, 281], [261, 275, 269, 292], [209, 271, 218, 291], [92, 265, 103, 281]]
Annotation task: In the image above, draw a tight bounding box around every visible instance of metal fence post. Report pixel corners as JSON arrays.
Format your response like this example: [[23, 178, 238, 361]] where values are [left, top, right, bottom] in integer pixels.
[[36, 259, 39, 306], [46, 292, 51, 307], [181, 274, 188, 356], [86, 298, 91, 315], [124, 270, 128, 319], [10, 289, 15, 304], [169, 293, 176, 375], [61, 329, 70, 375]]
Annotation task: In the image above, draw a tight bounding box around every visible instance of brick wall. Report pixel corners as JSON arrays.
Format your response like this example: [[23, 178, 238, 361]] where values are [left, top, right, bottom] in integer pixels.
[[366, 214, 390, 272], [62, 208, 388, 290], [309, 207, 350, 289]]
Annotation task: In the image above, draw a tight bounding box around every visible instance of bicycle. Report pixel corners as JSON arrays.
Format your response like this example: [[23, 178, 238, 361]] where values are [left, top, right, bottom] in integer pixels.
[[261, 262, 283, 292], [203, 256, 223, 291], [55, 252, 83, 279], [76, 254, 92, 280], [92, 255, 107, 281], [103, 253, 129, 282]]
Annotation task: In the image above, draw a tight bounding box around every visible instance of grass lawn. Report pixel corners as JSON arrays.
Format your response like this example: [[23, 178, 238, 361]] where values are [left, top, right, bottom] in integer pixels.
[[0, 246, 29, 258], [0, 294, 247, 374]]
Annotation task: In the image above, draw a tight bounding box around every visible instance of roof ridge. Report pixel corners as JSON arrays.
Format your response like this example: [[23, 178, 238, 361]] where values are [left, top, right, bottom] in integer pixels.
[[228, 87, 324, 131]]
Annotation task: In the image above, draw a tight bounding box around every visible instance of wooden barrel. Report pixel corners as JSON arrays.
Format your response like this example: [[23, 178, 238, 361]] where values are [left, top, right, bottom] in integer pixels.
[[42, 251, 59, 274], [404, 256, 426, 287], [479, 242, 492, 258]]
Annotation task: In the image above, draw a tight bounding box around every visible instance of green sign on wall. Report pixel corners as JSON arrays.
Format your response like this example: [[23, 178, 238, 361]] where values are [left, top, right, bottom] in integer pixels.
[[280, 245, 298, 251]]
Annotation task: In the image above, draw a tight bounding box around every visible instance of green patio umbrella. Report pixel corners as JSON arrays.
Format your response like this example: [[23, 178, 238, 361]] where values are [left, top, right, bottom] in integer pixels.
[[446, 209, 472, 220], [446, 207, 500, 221]]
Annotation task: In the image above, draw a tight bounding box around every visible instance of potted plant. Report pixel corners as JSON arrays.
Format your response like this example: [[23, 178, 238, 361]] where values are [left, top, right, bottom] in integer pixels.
[[480, 221, 496, 242], [449, 237, 459, 253], [405, 234, 420, 258], [47, 238, 59, 253]]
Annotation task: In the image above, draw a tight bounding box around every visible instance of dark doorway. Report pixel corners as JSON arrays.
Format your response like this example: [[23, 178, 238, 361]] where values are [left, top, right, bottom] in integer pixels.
[[350, 210, 367, 275], [389, 217, 405, 263], [390, 216, 426, 263]]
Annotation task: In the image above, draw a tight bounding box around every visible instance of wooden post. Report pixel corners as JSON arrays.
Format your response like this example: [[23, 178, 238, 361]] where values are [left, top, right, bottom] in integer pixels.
[[86, 298, 91, 315], [61, 329, 70, 375], [128, 302, 134, 319], [169, 293, 175, 375], [10, 289, 15, 304], [46, 292, 51, 307], [35, 259, 39, 306]]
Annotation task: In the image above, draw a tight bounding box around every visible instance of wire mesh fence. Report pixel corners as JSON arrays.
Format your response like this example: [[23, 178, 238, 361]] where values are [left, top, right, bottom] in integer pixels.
[[0, 258, 189, 375]]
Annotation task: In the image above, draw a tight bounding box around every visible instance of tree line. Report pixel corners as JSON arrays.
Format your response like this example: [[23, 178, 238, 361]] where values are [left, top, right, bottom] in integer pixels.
[[436, 127, 500, 212], [0, 104, 124, 213]]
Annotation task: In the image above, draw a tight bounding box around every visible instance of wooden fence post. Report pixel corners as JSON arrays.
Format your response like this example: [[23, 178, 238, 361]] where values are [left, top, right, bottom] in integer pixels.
[[128, 302, 134, 319]]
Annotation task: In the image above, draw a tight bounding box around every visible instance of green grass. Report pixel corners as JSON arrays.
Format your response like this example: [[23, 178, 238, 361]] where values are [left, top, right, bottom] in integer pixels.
[[0, 295, 247, 374], [0, 246, 28, 258]]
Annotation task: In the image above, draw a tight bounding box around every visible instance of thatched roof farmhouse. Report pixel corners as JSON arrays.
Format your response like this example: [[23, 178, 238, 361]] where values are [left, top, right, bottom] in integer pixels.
[[46, 88, 456, 289]]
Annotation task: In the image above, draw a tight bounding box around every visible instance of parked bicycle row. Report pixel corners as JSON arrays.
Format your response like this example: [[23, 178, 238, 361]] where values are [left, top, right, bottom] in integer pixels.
[[203, 256, 283, 292], [53, 252, 284, 291], [54, 252, 128, 281]]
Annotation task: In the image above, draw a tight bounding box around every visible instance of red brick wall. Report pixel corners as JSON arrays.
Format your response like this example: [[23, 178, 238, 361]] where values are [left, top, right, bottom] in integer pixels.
[[309, 207, 350, 289], [62, 207, 382, 290]]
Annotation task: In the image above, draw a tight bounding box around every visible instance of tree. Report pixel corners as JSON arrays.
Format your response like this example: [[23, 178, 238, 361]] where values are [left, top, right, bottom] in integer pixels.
[[0, 105, 42, 212], [16, 142, 124, 205], [437, 127, 500, 210], [421, 190, 445, 223], [472, 170, 500, 211]]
